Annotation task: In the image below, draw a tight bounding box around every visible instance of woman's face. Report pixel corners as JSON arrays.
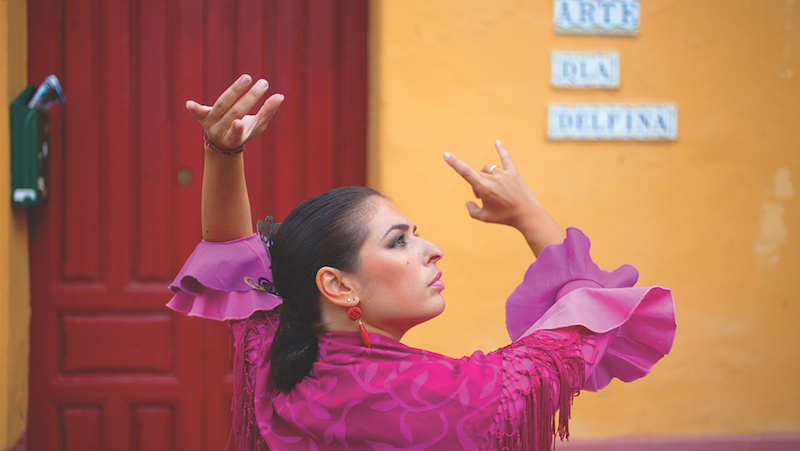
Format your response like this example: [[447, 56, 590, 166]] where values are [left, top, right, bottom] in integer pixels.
[[353, 197, 445, 340]]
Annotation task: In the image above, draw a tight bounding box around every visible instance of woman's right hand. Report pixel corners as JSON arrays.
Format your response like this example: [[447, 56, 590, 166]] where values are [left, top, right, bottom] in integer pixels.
[[186, 74, 284, 150], [193, 75, 283, 242]]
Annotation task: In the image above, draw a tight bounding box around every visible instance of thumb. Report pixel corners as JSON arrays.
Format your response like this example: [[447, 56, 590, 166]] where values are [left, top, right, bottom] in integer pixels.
[[186, 100, 212, 121], [466, 201, 483, 219], [227, 119, 245, 145]]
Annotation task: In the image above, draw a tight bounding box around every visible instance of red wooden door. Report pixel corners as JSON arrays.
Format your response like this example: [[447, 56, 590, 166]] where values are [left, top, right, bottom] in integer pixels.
[[27, 1, 367, 450]]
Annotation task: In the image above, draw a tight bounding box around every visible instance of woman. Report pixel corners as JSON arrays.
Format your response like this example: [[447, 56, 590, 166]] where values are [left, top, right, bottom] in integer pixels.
[[168, 75, 676, 451]]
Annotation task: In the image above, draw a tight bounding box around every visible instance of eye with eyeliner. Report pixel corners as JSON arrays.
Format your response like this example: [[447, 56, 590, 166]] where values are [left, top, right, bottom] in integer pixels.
[[389, 234, 406, 248], [385, 225, 418, 248]]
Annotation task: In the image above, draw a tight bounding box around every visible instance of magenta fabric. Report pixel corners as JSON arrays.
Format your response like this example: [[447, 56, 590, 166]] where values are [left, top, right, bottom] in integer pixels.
[[167, 227, 677, 450], [505, 228, 640, 343], [167, 234, 281, 320], [232, 314, 591, 451], [505, 228, 677, 392]]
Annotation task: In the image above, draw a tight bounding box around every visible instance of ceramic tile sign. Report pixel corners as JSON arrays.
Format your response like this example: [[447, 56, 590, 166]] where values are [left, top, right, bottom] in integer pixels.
[[554, 0, 640, 36], [552, 52, 620, 88], [548, 104, 678, 140]]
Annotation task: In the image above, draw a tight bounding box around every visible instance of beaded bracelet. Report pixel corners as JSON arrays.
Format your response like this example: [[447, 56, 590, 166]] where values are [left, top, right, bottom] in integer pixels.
[[203, 130, 246, 155]]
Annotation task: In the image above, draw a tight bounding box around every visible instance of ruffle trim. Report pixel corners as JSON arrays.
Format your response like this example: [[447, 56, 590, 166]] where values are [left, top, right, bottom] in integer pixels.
[[506, 227, 639, 342], [506, 228, 676, 392], [528, 286, 675, 392], [167, 234, 282, 321], [166, 289, 281, 321]]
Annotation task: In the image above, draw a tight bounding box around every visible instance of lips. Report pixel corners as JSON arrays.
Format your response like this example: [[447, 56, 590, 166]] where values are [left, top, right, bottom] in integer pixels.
[[428, 272, 444, 289]]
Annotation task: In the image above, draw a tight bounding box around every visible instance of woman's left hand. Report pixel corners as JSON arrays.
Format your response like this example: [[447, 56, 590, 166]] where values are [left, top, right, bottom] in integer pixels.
[[444, 140, 565, 256], [444, 140, 541, 228]]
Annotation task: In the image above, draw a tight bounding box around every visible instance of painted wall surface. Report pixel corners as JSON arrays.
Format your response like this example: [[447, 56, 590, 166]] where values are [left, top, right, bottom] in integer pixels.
[[370, 0, 798, 439], [0, 0, 30, 448]]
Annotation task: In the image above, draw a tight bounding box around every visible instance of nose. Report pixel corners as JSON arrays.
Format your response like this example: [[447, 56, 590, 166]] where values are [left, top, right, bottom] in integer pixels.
[[424, 239, 443, 265]]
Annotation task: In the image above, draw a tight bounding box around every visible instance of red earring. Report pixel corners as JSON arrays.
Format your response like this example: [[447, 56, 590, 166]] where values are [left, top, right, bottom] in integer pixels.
[[347, 305, 371, 348]]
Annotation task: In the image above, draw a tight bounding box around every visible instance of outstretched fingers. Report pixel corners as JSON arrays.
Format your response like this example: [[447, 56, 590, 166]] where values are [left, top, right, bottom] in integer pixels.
[[205, 74, 253, 126], [444, 152, 486, 191], [444, 152, 490, 220], [495, 140, 517, 173], [249, 93, 285, 137], [226, 79, 271, 125]]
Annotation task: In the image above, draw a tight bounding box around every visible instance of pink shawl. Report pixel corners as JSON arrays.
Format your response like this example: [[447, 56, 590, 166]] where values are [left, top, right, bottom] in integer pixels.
[[168, 228, 676, 450]]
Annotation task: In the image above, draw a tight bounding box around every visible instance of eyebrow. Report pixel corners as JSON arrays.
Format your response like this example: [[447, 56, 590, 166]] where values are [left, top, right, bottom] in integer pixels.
[[382, 224, 416, 240]]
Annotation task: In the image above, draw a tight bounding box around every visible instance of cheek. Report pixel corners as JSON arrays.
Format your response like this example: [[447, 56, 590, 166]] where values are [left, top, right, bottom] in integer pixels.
[[358, 252, 421, 303], [360, 257, 403, 292]]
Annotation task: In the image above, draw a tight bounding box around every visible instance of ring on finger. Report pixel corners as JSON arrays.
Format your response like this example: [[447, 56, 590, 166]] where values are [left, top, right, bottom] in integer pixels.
[[488, 164, 498, 174]]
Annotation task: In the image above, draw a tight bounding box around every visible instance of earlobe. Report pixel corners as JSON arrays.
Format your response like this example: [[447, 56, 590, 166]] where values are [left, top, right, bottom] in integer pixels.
[[316, 266, 355, 308]]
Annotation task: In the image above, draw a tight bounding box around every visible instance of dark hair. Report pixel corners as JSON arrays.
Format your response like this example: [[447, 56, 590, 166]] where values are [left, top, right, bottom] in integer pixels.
[[268, 186, 383, 392]]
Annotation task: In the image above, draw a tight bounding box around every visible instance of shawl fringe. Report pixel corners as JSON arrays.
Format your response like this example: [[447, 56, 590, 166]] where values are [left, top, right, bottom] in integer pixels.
[[494, 331, 587, 451], [229, 311, 274, 451]]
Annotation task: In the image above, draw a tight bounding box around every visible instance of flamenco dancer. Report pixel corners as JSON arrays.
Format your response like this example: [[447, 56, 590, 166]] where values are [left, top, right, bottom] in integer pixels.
[[168, 74, 676, 450]]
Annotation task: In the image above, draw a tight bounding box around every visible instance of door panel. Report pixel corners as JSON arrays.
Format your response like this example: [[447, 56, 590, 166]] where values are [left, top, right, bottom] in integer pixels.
[[27, 1, 368, 449]]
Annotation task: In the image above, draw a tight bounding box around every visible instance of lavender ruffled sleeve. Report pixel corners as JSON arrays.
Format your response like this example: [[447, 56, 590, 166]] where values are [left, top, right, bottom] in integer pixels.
[[166, 234, 282, 321], [505, 227, 676, 392]]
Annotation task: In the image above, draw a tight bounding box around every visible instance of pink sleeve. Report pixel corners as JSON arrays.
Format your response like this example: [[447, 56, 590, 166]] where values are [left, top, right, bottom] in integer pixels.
[[166, 234, 282, 321], [505, 227, 676, 392]]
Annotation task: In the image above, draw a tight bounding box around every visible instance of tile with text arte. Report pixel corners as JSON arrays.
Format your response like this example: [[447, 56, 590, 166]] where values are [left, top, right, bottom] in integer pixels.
[[547, 104, 678, 140], [554, 0, 640, 36]]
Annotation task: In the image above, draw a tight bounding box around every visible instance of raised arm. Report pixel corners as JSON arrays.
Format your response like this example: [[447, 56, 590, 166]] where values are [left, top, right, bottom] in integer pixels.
[[444, 141, 565, 256], [185, 74, 284, 242]]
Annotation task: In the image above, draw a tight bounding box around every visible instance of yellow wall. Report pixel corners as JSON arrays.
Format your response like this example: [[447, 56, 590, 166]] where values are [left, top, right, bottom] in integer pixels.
[[0, 0, 30, 448], [370, 0, 799, 439], [2, 0, 797, 444]]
